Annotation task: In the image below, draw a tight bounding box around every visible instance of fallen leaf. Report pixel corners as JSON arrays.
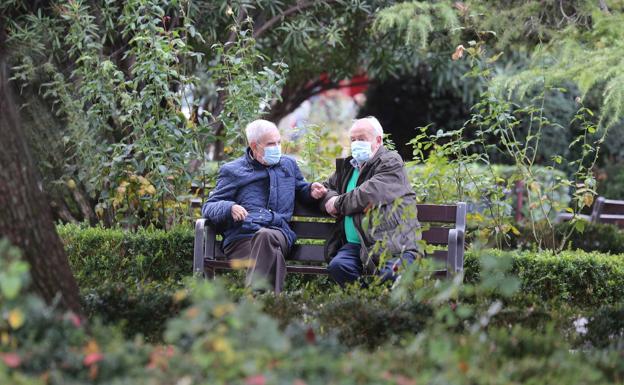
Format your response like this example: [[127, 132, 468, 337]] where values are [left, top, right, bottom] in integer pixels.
[[8, 309, 24, 329]]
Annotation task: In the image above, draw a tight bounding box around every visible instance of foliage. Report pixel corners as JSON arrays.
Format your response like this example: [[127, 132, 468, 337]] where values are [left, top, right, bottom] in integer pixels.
[[58, 223, 193, 287], [597, 161, 624, 199], [507, 221, 624, 255], [288, 124, 345, 182], [585, 303, 624, 348], [4, 0, 286, 228], [464, 249, 624, 308], [373, 2, 460, 50], [3, 235, 624, 384], [56, 225, 624, 328], [81, 280, 187, 341], [491, 9, 624, 129]]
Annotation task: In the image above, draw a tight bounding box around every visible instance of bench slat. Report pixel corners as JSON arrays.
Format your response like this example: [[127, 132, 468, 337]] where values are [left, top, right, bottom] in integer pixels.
[[293, 202, 326, 217], [600, 203, 624, 215], [291, 244, 326, 262], [422, 227, 449, 245], [294, 202, 460, 223], [415, 204, 458, 222], [290, 222, 334, 239]]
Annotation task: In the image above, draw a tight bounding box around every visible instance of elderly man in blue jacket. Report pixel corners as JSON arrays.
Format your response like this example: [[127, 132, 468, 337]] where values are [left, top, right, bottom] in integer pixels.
[[202, 119, 327, 293]]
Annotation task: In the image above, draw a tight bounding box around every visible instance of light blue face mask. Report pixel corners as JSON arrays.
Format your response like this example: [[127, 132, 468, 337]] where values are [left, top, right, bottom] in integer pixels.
[[262, 145, 282, 165], [351, 140, 372, 164]]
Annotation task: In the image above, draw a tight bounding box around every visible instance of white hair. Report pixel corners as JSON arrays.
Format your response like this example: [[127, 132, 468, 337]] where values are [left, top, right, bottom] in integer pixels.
[[245, 119, 278, 144], [352, 116, 384, 137]]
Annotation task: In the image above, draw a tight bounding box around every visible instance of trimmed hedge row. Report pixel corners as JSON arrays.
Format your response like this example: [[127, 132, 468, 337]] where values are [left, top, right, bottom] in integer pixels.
[[464, 249, 624, 308], [506, 221, 624, 255], [58, 223, 193, 286], [60, 224, 624, 307]]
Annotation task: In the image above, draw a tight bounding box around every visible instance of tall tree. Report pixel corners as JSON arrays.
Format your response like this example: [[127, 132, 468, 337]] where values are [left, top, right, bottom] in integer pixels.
[[0, 16, 82, 314]]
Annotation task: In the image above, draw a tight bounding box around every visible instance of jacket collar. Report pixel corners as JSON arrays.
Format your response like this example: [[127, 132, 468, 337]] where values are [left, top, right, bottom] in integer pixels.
[[245, 147, 267, 169]]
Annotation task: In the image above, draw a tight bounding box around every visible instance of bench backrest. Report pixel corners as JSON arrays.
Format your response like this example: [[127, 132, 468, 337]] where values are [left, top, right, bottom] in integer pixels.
[[594, 197, 624, 227], [202, 201, 466, 273]]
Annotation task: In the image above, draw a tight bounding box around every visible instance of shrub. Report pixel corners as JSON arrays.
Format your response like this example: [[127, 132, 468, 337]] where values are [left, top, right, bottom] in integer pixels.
[[3, 237, 624, 385], [58, 224, 624, 310], [58, 223, 194, 287], [556, 222, 624, 254], [408, 162, 570, 221], [585, 303, 624, 348], [81, 280, 188, 341], [503, 221, 624, 254], [465, 249, 624, 308]]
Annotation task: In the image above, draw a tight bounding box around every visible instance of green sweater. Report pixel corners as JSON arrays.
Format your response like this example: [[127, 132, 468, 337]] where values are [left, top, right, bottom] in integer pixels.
[[344, 168, 360, 244]]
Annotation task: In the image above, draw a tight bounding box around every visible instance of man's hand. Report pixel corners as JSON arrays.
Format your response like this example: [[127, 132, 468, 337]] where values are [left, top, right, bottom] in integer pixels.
[[231, 204, 248, 221], [325, 196, 339, 217], [310, 182, 328, 199]]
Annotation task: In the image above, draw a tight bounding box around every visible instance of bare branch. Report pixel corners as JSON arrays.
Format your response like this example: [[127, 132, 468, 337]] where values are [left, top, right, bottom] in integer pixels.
[[252, 0, 337, 39], [225, 7, 248, 47], [598, 0, 611, 15]]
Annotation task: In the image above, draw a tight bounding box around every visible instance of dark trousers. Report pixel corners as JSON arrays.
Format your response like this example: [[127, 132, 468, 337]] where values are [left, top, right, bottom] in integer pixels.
[[327, 242, 416, 286], [224, 228, 289, 294]]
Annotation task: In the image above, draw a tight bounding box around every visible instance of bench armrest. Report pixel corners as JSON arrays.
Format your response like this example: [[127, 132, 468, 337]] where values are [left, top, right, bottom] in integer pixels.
[[193, 219, 207, 275], [447, 202, 467, 275]]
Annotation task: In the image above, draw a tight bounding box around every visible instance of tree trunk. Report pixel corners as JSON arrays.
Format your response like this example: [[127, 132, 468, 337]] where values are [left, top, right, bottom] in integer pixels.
[[0, 23, 82, 315]]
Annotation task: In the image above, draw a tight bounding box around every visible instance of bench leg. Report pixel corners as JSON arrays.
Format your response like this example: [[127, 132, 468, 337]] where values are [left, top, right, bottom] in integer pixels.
[[205, 266, 215, 280]]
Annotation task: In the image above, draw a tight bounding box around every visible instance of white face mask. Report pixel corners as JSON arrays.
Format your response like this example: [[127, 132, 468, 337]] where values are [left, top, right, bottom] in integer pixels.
[[262, 145, 281, 165], [351, 141, 372, 164]]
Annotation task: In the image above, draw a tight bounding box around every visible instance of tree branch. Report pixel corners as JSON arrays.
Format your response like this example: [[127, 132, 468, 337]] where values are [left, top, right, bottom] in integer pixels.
[[252, 0, 337, 39], [598, 0, 611, 15], [225, 7, 248, 47]]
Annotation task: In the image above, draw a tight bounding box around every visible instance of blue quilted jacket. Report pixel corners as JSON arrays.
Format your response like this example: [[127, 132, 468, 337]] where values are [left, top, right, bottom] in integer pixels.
[[202, 148, 313, 249]]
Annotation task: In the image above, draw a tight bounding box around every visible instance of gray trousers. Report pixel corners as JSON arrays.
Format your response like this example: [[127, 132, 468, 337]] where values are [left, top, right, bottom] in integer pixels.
[[223, 228, 289, 294]]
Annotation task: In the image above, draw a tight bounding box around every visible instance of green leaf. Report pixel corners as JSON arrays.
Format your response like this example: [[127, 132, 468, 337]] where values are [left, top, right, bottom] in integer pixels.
[[0, 275, 22, 300]]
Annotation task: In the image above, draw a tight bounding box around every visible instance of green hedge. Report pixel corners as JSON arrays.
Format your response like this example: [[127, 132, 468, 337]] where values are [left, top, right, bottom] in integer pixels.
[[81, 280, 188, 341], [555, 222, 624, 254], [464, 249, 624, 307], [59, 225, 624, 308], [58, 223, 193, 287]]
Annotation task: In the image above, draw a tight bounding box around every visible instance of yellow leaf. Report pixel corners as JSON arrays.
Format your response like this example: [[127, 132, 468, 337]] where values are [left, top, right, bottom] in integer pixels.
[[510, 225, 521, 236], [583, 193, 594, 208], [212, 303, 235, 318], [83, 339, 100, 355], [116, 186, 127, 196], [212, 337, 231, 353], [8, 309, 24, 330], [230, 259, 254, 270], [0, 332, 9, 345], [173, 290, 187, 303]]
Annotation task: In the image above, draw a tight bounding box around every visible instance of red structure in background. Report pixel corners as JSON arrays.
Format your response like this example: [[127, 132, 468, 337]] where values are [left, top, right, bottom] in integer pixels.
[[337, 73, 369, 97], [312, 72, 369, 98]]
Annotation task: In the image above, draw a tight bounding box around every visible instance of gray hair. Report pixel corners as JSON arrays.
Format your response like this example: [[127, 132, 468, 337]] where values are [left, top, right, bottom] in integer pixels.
[[245, 119, 278, 144], [352, 116, 384, 137]]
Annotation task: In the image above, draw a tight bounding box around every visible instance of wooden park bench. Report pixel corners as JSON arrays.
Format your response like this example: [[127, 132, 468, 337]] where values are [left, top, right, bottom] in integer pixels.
[[556, 196, 624, 228], [193, 201, 467, 279], [594, 197, 624, 228]]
